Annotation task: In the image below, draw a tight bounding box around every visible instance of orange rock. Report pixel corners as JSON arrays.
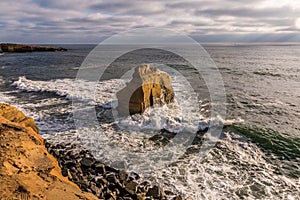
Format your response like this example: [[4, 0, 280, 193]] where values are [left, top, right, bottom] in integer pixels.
[[0, 104, 98, 200], [0, 103, 39, 133], [117, 64, 175, 116]]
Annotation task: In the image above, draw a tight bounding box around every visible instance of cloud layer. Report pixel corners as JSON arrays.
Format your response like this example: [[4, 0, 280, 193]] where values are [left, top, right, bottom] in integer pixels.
[[0, 0, 300, 43]]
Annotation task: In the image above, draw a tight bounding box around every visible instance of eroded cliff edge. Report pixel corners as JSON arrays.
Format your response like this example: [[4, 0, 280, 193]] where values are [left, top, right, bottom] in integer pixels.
[[0, 103, 97, 200]]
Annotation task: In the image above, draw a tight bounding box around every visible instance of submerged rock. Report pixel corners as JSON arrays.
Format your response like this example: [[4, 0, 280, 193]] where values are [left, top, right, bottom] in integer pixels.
[[117, 64, 175, 116], [0, 43, 67, 53]]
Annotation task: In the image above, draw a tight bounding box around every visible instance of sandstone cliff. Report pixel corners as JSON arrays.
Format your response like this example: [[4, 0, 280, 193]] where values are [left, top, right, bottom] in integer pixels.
[[0, 43, 67, 53], [0, 104, 98, 200], [117, 64, 175, 116]]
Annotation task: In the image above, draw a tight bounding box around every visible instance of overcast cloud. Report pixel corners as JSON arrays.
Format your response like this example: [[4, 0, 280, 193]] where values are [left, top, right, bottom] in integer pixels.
[[0, 0, 300, 43]]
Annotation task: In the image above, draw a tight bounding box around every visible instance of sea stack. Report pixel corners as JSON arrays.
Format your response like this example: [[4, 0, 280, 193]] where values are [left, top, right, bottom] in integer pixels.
[[0, 43, 67, 53], [117, 64, 175, 116]]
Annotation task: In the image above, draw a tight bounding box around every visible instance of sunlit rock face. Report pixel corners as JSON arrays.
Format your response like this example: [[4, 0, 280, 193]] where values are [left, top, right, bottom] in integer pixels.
[[0, 104, 98, 200], [0, 103, 39, 133], [117, 64, 175, 116]]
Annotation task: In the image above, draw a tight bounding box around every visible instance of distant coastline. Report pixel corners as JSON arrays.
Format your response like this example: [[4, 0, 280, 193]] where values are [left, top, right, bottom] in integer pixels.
[[0, 43, 67, 53]]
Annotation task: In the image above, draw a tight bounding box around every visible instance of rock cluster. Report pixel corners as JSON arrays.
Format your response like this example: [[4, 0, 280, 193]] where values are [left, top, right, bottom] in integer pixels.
[[117, 64, 175, 116], [0, 104, 98, 199], [45, 142, 178, 200], [0, 43, 67, 53]]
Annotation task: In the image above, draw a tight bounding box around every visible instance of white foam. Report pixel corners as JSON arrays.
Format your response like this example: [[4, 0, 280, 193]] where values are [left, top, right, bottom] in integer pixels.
[[12, 75, 215, 133], [19, 75, 298, 199], [113, 71, 210, 134], [0, 91, 12, 104], [152, 131, 300, 199], [0, 77, 12, 104], [14, 76, 285, 200], [12, 76, 126, 106], [42, 128, 300, 200]]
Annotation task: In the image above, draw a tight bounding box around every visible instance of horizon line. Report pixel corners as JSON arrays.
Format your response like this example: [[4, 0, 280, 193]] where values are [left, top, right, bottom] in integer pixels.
[[2, 42, 300, 46]]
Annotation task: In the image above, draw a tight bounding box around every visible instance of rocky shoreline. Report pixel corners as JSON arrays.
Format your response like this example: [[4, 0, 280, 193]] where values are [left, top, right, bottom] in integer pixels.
[[0, 103, 188, 199], [0, 43, 67, 53], [45, 142, 179, 200]]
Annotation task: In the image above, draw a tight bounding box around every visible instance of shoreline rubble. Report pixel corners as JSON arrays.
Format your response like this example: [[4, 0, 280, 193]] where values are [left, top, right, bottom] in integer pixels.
[[45, 141, 184, 200]]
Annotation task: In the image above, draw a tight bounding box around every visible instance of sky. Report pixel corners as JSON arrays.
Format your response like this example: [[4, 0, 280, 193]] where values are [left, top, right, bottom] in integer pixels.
[[0, 0, 300, 44]]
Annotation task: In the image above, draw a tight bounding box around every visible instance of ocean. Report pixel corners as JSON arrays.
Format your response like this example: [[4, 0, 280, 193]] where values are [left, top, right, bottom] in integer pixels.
[[0, 44, 299, 199]]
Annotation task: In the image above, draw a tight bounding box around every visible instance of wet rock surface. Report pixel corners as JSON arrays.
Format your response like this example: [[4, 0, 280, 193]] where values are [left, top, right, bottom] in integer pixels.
[[46, 142, 185, 200]]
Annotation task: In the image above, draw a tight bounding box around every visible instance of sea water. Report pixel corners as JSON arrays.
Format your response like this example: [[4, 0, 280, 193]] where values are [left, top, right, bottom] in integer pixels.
[[0, 44, 299, 199]]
